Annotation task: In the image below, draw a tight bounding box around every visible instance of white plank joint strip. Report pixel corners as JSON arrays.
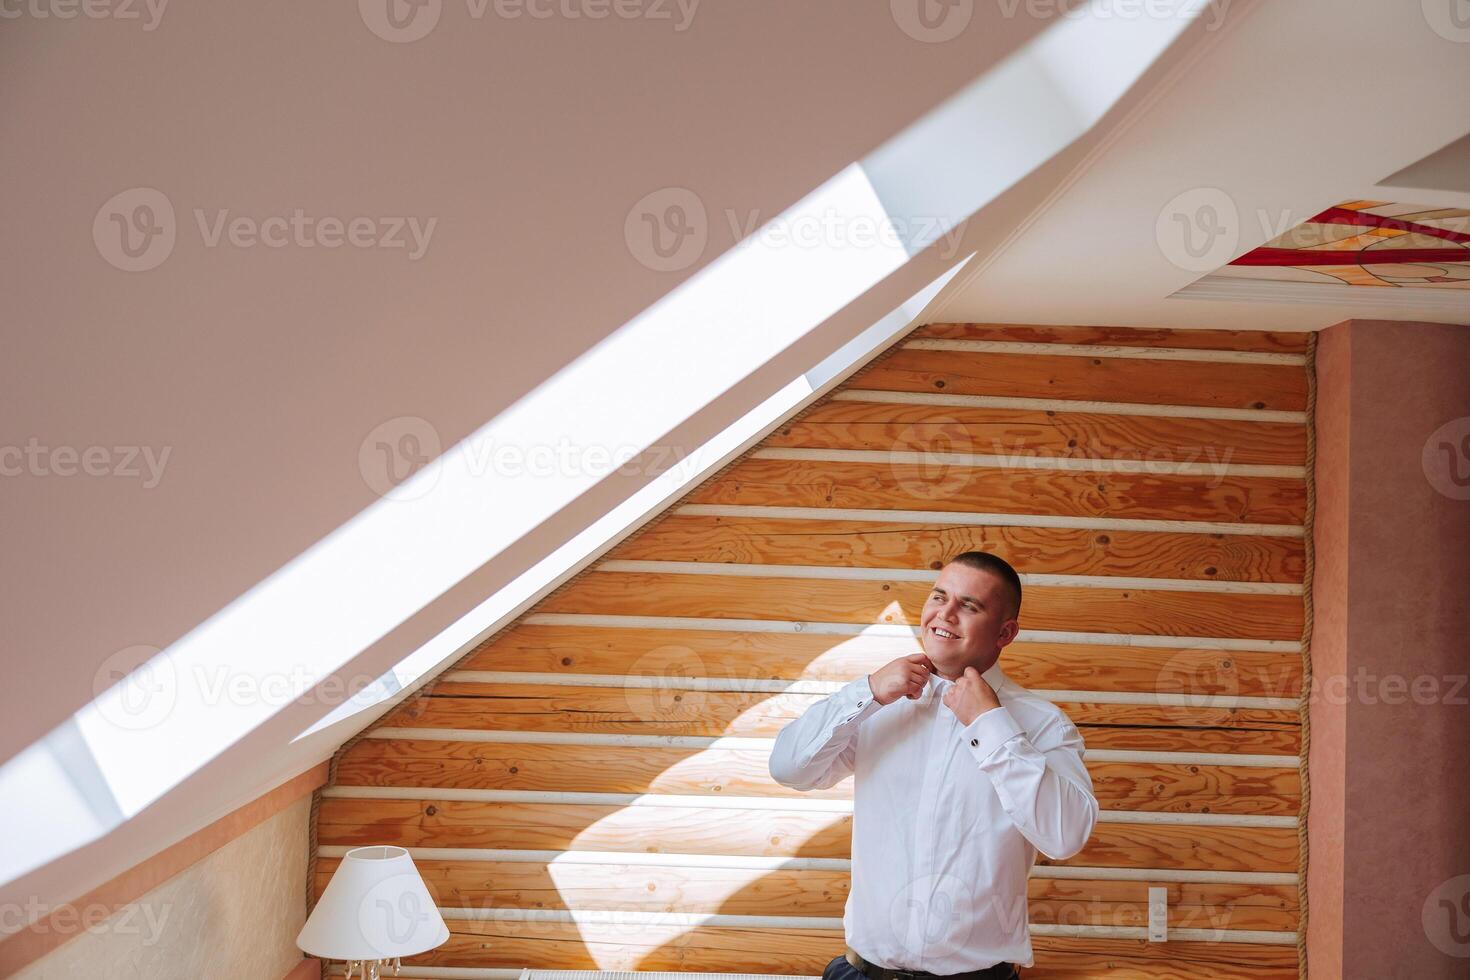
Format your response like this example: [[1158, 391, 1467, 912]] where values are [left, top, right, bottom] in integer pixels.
[[674, 504, 1305, 538], [751, 446, 1303, 479], [595, 560, 1302, 595], [831, 389, 1307, 424], [902, 337, 1305, 365]]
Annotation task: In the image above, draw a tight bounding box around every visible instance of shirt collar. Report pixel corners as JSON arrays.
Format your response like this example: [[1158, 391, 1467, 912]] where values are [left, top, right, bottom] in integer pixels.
[[923, 660, 1007, 701]]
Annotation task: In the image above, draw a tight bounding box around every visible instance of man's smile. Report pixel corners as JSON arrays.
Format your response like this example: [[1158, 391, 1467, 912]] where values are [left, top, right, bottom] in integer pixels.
[[929, 625, 961, 640]]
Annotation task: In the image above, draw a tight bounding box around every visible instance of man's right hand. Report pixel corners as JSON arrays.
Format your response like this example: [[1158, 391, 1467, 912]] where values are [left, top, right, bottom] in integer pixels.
[[867, 653, 938, 706]]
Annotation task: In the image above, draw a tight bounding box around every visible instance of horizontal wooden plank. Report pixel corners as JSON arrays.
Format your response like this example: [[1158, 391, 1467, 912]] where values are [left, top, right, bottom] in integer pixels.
[[540, 573, 1304, 641], [856, 348, 1307, 412], [312, 859, 1297, 932], [687, 458, 1306, 526], [332, 743, 1300, 815], [461, 626, 1303, 702], [910, 323, 1311, 355], [605, 515, 1307, 583], [399, 919, 1298, 977], [768, 400, 1306, 466], [1026, 878, 1297, 932], [1028, 935, 1298, 978], [392, 685, 1299, 755]]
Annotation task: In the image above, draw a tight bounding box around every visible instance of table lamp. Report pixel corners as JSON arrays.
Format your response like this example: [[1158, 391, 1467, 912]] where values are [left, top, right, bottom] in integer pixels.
[[298, 845, 450, 979]]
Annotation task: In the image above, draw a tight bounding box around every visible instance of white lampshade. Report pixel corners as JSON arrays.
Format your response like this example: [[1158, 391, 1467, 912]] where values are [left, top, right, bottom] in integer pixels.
[[298, 845, 450, 967]]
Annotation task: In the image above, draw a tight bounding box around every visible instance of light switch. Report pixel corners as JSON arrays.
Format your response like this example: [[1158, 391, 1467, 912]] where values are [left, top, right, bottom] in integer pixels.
[[1148, 886, 1168, 942]]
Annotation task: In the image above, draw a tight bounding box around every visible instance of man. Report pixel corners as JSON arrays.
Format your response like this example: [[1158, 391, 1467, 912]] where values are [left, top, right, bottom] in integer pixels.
[[768, 551, 1098, 980]]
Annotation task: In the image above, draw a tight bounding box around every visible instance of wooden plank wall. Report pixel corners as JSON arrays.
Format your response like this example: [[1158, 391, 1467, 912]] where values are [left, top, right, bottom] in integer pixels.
[[315, 323, 1312, 979]]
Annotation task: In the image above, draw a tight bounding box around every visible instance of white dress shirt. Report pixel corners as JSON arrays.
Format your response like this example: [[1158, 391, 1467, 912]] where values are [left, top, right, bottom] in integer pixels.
[[768, 661, 1098, 972]]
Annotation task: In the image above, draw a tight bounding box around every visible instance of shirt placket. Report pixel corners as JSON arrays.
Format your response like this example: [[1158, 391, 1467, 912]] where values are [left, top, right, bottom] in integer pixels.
[[904, 679, 950, 971]]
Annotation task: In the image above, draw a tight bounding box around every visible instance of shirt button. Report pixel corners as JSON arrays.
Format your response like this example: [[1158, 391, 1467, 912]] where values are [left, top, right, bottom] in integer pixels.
[[970, 738, 978, 746], [857, 700, 865, 707]]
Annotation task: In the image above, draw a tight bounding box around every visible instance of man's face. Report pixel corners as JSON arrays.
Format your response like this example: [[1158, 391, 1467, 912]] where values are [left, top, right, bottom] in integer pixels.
[[919, 562, 1020, 678]]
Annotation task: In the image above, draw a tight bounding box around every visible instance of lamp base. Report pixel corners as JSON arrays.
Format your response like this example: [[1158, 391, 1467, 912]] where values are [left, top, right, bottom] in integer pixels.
[[343, 957, 402, 979]]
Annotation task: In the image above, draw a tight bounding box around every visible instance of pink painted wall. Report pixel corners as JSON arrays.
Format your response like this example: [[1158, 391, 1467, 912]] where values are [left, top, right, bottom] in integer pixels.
[[1309, 319, 1470, 977]]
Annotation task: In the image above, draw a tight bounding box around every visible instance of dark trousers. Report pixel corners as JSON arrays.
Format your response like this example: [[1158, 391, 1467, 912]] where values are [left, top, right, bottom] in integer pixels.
[[823, 953, 1019, 980]]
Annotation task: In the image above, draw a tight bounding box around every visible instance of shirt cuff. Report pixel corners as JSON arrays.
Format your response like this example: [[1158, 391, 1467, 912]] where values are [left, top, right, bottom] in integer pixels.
[[838, 674, 881, 724], [962, 705, 1025, 763]]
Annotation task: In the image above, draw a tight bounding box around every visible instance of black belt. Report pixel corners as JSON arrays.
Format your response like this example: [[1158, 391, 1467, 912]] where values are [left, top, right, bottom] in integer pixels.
[[845, 945, 1015, 980]]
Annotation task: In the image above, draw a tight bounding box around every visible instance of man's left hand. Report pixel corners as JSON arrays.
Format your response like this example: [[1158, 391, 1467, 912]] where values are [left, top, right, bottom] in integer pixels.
[[942, 666, 1002, 727]]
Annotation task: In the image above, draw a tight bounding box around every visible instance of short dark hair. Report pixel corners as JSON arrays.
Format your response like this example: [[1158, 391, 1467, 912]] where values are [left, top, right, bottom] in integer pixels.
[[944, 551, 1022, 621]]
